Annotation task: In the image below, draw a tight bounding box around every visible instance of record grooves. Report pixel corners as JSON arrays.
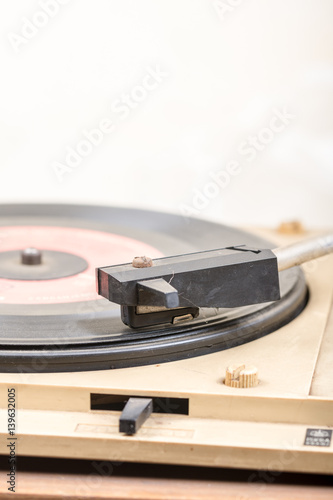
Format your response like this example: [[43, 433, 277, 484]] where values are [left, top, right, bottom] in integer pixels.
[[0, 204, 308, 372]]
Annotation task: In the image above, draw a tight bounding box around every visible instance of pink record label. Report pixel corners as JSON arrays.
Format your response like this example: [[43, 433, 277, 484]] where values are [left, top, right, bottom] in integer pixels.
[[0, 226, 163, 304]]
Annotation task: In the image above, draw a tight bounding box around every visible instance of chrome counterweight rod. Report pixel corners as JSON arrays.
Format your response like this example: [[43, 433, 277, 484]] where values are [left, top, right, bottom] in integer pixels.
[[273, 233, 333, 272]]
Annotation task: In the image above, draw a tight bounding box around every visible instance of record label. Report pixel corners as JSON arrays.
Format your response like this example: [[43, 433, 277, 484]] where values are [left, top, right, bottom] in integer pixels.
[[0, 226, 163, 304]]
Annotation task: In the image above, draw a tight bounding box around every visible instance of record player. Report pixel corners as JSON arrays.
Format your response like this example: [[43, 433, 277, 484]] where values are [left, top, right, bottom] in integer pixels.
[[0, 204, 332, 474]]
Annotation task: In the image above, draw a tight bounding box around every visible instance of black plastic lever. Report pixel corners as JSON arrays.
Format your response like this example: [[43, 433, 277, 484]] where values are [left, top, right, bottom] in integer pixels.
[[137, 278, 180, 308], [119, 397, 153, 435]]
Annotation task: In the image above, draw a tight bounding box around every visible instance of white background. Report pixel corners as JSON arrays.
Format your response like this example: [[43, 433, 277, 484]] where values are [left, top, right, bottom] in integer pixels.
[[0, 0, 332, 228]]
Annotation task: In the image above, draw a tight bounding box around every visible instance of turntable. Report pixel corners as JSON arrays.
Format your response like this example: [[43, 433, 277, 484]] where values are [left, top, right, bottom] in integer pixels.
[[0, 204, 332, 474]]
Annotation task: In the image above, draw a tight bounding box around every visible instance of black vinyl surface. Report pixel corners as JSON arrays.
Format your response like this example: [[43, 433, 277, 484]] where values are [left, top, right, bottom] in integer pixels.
[[0, 204, 308, 372]]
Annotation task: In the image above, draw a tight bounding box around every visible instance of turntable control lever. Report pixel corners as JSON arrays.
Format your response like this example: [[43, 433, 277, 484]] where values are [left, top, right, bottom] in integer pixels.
[[119, 397, 153, 435]]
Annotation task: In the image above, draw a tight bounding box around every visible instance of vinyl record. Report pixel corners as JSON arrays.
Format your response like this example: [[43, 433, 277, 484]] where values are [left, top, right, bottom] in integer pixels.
[[0, 204, 307, 372]]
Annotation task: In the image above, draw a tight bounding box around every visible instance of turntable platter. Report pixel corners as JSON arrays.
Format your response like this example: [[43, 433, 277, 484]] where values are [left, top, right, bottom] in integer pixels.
[[0, 204, 307, 372]]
